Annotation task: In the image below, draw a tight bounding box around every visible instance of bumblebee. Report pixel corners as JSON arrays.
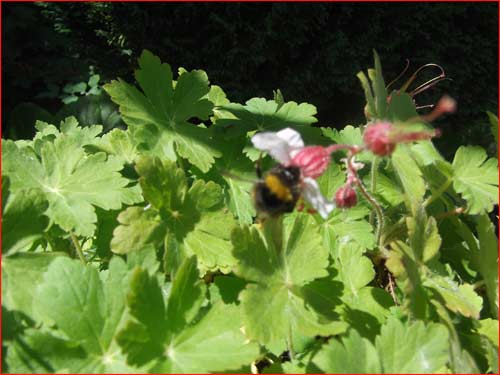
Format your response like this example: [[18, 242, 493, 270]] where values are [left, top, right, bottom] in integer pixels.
[[253, 164, 301, 216]]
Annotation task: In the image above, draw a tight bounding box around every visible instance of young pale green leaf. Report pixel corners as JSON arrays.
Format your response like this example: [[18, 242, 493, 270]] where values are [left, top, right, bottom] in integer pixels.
[[376, 318, 450, 373], [232, 214, 346, 345], [424, 275, 483, 319], [452, 146, 498, 214], [3, 121, 141, 237], [313, 329, 381, 374], [207, 84, 230, 107], [35, 117, 103, 151], [104, 50, 220, 172], [475, 214, 499, 317], [92, 128, 138, 165], [2, 253, 66, 320], [2, 188, 48, 254]]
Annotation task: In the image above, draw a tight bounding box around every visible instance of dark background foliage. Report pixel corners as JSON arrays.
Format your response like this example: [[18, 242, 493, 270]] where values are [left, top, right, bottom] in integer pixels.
[[2, 2, 498, 158]]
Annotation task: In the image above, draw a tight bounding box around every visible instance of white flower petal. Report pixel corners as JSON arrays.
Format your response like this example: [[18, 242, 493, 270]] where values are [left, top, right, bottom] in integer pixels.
[[302, 177, 335, 219], [251, 132, 292, 164], [251, 128, 304, 164], [276, 128, 304, 149]]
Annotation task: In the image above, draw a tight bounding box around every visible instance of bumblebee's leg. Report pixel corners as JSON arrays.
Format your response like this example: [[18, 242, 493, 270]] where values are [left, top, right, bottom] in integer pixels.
[[255, 152, 263, 179]]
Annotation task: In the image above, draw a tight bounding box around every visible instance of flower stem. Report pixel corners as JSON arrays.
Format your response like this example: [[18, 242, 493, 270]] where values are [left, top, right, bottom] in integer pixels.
[[70, 232, 86, 265], [287, 323, 295, 361], [369, 156, 379, 226], [348, 155, 385, 247], [357, 179, 385, 247]]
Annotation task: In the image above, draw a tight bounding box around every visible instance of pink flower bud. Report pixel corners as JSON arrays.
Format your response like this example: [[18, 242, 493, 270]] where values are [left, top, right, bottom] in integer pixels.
[[291, 146, 333, 179], [335, 185, 358, 208], [436, 95, 457, 115], [363, 122, 396, 156]]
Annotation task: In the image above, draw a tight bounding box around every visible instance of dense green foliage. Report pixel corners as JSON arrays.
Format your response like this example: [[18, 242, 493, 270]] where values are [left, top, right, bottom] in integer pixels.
[[3, 3, 498, 158], [2, 50, 498, 374]]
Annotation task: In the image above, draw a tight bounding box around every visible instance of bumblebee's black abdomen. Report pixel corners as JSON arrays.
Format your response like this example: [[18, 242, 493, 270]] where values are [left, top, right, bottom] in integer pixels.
[[254, 182, 296, 215], [253, 165, 301, 216]]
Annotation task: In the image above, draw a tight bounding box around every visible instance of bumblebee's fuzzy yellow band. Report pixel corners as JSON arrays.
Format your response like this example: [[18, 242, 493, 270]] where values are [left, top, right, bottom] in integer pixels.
[[264, 174, 293, 202]]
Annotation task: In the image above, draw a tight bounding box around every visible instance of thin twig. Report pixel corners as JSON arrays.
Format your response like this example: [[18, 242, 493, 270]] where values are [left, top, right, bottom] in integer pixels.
[[70, 232, 86, 265], [386, 272, 399, 305]]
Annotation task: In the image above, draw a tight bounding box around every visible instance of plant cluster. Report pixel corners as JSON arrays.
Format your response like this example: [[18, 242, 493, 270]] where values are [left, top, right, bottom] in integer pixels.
[[4, 3, 498, 157], [2, 50, 498, 374]]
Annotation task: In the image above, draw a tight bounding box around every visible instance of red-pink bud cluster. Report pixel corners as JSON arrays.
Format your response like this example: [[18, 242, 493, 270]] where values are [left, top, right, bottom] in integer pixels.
[[363, 121, 439, 157], [335, 185, 357, 208], [363, 122, 396, 156], [290, 146, 334, 179]]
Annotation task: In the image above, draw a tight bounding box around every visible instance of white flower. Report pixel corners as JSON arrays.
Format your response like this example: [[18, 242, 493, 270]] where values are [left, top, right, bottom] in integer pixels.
[[251, 128, 335, 219]]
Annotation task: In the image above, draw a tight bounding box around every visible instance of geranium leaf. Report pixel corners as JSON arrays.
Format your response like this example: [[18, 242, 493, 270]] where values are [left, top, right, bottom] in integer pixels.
[[424, 275, 483, 319], [217, 97, 317, 139], [155, 303, 259, 373], [2, 253, 66, 320], [31, 257, 137, 372], [376, 318, 449, 373], [165, 256, 206, 331], [104, 50, 220, 172], [452, 146, 498, 214], [232, 214, 345, 345], [2, 188, 48, 255], [475, 214, 499, 317], [392, 145, 426, 211], [2, 120, 140, 237], [112, 157, 236, 274], [110, 206, 166, 254], [313, 329, 381, 373], [118, 258, 259, 372]]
